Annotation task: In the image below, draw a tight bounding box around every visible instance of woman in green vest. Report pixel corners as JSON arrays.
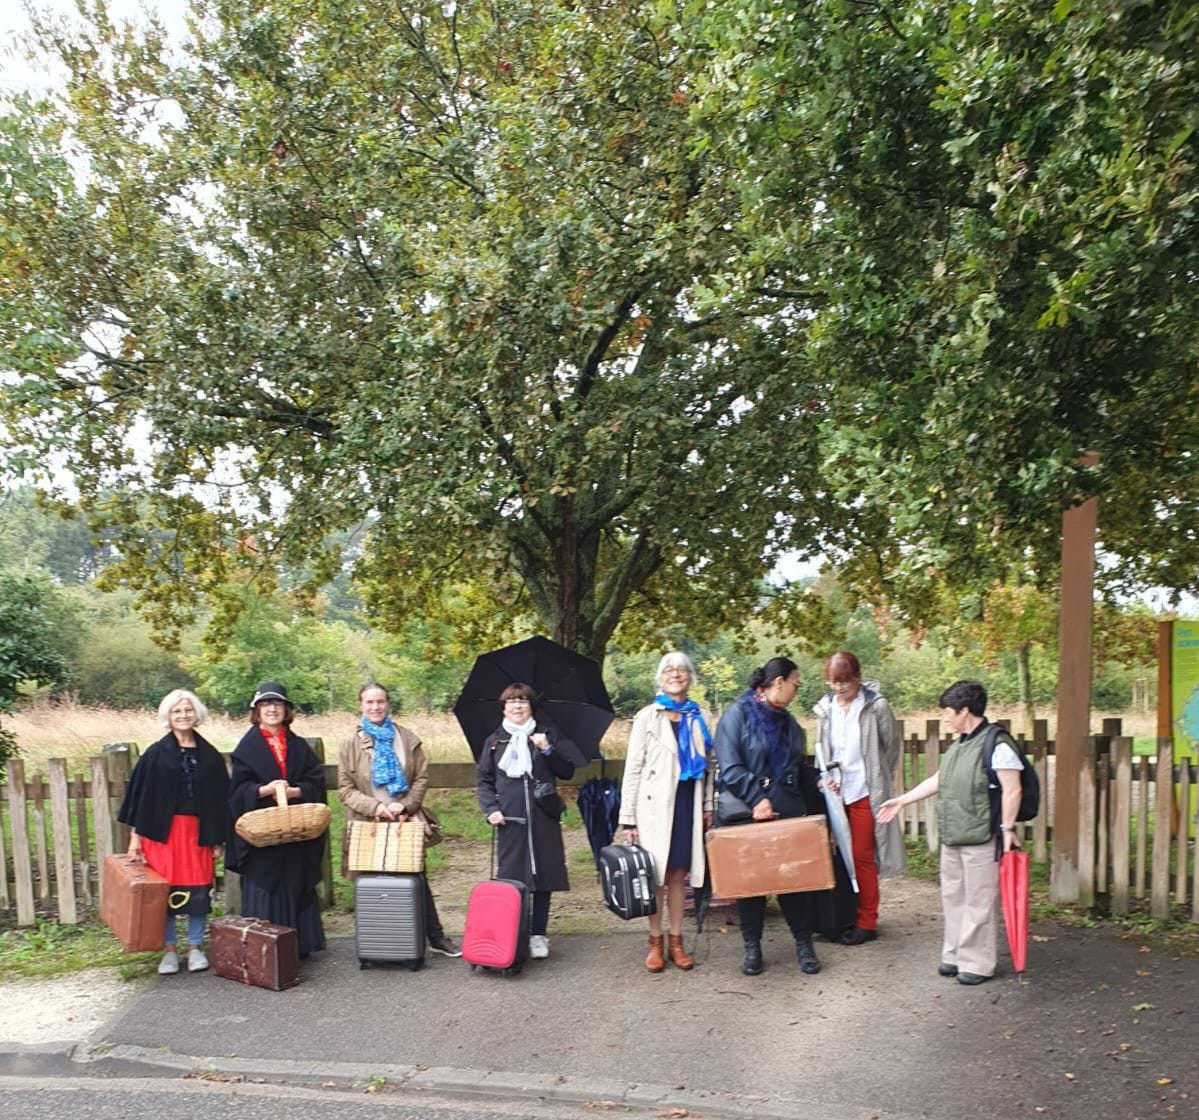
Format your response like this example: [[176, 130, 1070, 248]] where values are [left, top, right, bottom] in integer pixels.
[[877, 680, 1022, 985]]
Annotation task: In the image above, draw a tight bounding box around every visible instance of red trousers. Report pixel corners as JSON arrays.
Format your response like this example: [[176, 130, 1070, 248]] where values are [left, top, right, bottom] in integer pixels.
[[846, 796, 880, 930]]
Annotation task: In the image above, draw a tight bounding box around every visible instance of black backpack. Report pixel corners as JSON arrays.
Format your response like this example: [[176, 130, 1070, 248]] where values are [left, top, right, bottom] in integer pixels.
[[982, 723, 1040, 829]]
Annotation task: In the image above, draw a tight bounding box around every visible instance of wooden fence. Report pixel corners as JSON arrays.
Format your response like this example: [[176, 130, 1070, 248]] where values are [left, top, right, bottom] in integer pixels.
[[2, 721, 1195, 927]]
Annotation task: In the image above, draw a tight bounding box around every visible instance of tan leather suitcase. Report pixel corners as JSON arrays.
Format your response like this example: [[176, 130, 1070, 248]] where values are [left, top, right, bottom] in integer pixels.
[[705, 815, 835, 899], [210, 916, 300, 990], [100, 854, 169, 951]]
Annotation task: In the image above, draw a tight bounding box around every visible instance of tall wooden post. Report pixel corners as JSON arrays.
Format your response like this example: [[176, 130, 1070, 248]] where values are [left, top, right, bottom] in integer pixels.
[[1052, 477, 1098, 902]]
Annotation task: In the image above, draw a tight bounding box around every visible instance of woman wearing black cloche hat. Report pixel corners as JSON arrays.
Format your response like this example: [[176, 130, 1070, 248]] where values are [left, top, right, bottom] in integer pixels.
[[226, 683, 328, 956]]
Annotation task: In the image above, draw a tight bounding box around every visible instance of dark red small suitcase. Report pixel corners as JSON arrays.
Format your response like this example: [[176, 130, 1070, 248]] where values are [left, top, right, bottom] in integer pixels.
[[462, 879, 529, 974], [210, 916, 300, 990]]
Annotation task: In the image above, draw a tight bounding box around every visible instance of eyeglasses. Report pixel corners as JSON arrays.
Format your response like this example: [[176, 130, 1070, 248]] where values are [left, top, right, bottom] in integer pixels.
[[504, 699, 531, 707]]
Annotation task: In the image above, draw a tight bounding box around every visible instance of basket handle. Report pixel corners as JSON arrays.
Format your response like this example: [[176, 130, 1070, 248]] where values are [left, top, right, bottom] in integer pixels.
[[273, 785, 290, 808]]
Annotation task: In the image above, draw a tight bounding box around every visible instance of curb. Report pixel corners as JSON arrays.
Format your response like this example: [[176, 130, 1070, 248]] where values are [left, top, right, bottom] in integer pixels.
[[65, 1042, 818, 1119]]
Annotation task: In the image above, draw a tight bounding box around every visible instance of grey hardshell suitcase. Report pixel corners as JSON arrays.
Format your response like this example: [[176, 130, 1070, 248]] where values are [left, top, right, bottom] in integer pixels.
[[598, 843, 658, 920], [355, 873, 425, 970]]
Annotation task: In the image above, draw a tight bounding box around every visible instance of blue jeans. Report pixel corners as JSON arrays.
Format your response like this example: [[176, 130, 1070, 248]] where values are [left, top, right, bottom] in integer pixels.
[[164, 912, 208, 947]]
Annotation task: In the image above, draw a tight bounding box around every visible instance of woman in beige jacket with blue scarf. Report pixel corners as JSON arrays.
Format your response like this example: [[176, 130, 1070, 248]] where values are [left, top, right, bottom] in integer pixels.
[[619, 652, 714, 972]]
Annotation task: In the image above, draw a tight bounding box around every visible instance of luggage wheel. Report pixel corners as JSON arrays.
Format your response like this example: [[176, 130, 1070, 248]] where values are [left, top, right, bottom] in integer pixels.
[[406, 957, 424, 972], [469, 963, 479, 973], [358, 959, 370, 970]]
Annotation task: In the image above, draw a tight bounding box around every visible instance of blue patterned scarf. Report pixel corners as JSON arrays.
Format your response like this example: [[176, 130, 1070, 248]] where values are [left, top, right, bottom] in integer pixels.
[[363, 716, 409, 796], [654, 693, 710, 782], [737, 688, 792, 784]]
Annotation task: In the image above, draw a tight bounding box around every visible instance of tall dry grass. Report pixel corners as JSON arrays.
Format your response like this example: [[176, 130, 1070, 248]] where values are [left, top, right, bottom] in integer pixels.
[[5, 697, 1155, 777], [6, 697, 638, 774]]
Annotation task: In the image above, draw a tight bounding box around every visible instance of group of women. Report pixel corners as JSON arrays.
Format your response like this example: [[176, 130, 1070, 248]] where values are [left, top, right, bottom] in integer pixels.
[[118, 649, 902, 979]]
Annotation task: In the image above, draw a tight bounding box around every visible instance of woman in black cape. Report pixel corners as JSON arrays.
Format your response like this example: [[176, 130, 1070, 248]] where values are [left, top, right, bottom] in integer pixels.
[[226, 682, 327, 957]]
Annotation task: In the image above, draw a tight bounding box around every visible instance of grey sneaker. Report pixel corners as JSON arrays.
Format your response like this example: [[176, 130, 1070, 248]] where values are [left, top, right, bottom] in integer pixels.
[[529, 935, 549, 959], [187, 948, 209, 972], [428, 935, 462, 958], [158, 950, 180, 975]]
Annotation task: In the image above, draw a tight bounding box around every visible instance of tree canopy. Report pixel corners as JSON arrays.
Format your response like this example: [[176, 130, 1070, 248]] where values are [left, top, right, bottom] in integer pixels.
[[2, 0, 1197, 661]]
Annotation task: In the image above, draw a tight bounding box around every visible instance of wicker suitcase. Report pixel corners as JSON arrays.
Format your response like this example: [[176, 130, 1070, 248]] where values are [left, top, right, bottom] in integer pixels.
[[354, 873, 425, 969], [704, 815, 835, 899], [100, 854, 168, 952], [210, 916, 300, 990], [346, 819, 425, 873]]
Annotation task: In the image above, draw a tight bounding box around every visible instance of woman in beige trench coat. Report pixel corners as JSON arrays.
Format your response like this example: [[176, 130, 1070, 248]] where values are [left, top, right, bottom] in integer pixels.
[[619, 652, 714, 972]]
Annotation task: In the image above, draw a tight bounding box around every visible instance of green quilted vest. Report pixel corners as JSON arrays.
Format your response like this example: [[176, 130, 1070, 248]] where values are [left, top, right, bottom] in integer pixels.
[[936, 728, 992, 846]]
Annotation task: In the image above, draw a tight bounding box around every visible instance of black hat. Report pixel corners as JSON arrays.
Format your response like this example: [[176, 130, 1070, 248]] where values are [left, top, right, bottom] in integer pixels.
[[250, 682, 291, 707]]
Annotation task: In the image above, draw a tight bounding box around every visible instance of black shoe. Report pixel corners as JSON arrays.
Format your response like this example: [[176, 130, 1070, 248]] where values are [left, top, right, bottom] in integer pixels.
[[839, 926, 878, 946], [956, 971, 992, 986], [428, 935, 462, 957], [741, 942, 763, 976], [937, 963, 959, 977], [796, 938, 822, 975]]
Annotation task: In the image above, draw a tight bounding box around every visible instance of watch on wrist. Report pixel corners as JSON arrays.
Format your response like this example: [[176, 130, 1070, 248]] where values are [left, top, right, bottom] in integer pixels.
[[1000, 824, 1016, 832]]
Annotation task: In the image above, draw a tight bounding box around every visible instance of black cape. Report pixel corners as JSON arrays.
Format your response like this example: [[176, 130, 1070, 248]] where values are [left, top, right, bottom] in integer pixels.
[[226, 726, 328, 895], [117, 731, 230, 845]]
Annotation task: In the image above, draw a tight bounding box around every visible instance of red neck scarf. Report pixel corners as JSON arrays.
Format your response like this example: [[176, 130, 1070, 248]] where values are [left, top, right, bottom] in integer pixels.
[[261, 725, 288, 777]]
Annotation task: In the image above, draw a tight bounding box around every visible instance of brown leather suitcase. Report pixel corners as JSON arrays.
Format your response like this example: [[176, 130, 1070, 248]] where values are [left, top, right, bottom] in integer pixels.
[[100, 854, 168, 951], [210, 916, 300, 990], [705, 815, 835, 899]]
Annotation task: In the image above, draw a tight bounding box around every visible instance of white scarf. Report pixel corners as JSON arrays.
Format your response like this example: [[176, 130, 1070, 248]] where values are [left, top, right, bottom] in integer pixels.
[[499, 717, 537, 778]]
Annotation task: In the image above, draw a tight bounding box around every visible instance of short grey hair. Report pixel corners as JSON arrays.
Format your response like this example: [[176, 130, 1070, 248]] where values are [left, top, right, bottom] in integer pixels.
[[656, 651, 697, 687], [157, 688, 208, 728]]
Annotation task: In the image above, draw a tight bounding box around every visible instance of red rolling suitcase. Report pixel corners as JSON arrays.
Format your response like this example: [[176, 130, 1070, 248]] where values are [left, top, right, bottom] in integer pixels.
[[462, 878, 529, 974]]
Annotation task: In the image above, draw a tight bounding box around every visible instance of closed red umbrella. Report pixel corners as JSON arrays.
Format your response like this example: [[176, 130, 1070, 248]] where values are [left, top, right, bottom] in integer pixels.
[[999, 849, 1030, 976]]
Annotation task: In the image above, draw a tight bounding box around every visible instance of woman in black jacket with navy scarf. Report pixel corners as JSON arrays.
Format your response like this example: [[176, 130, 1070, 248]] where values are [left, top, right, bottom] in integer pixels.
[[714, 657, 825, 977]]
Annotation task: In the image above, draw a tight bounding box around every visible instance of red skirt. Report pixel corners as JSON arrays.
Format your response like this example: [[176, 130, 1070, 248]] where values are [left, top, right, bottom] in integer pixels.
[[141, 814, 214, 888]]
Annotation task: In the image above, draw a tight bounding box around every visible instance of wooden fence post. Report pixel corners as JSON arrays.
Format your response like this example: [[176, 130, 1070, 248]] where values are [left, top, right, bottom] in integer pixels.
[[1032, 720, 1049, 862], [924, 720, 940, 854], [0, 778, 10, 911], [31, 774, 51, 903], [5, 759, 36, 926], [1135, 755, 1149, 900], [1077, 736, 1097, 908], [1151, 739, 1174, 919], [102, 743, 136, 855], [1110, 736, 1133, 916], [91, 756, 114, 900], [1175, 756, 1191, 908], [308, 738, 334, 909], [48, 759, 78, 924], [72, 774, 92, 908]]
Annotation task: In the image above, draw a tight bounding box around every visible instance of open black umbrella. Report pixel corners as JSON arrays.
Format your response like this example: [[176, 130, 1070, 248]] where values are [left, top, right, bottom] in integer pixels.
[[453, 636, 614, 766]]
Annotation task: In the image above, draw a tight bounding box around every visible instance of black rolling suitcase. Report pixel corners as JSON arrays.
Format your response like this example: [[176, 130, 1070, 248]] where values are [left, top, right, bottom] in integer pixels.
[[355, 873, 426, 970], [812, 848, 859, 941], [598, 843, 658, 920]]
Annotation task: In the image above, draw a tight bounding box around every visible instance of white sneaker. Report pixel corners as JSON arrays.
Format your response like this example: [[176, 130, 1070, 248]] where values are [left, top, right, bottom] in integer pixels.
[[187, 948, 209, 972], [529, 935, 549, 960], [158, 950, 180, 975]]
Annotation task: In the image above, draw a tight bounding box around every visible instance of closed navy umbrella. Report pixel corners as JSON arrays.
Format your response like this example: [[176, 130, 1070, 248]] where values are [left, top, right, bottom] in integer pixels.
[[453, 636, 614, 767]]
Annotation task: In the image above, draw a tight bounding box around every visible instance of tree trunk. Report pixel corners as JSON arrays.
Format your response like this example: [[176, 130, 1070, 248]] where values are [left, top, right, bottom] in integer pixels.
[[1016, 641, 1036, 735]]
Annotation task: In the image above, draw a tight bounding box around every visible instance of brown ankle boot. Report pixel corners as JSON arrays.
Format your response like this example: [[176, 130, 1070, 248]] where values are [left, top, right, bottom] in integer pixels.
[[667, 933, 695, 971], [646, 934, 665, 972]]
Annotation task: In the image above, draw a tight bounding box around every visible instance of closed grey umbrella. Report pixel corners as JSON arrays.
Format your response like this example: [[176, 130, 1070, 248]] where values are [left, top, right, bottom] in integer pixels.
[[813, 738, 860, 894]]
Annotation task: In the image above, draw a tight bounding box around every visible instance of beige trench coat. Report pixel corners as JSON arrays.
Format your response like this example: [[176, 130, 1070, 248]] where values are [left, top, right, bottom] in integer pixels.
[[618, 704, 714, 888], [337, 724, 429, 878]]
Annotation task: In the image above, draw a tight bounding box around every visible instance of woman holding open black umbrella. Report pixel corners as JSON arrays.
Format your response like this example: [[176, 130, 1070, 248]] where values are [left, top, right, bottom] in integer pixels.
[[475, 682, 577, 960]]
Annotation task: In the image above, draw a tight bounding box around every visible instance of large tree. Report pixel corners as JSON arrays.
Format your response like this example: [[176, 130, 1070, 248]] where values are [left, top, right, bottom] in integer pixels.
[[688, 0, 1199, 601], [0, 0, 831, 659]]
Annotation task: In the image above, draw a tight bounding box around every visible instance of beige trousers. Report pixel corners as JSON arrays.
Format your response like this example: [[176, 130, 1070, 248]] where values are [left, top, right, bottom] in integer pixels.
[[939, 841, 999, 976]]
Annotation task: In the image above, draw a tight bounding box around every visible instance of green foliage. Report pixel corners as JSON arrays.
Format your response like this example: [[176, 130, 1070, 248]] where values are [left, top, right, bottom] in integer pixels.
[[0, 918, 156, 978], [187, 585, 367, 713], [0, 571, 76, 765], [0, 0, 835, 659]]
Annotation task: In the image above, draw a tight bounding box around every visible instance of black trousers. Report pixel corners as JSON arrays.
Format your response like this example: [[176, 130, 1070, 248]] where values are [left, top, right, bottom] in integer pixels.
[[737, 892, 815, 944]]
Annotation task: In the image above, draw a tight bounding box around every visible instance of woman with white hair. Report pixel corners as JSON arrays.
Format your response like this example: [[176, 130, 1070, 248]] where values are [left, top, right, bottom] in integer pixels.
[[118, 688, 229, 975], [619, 652, 713, 972]]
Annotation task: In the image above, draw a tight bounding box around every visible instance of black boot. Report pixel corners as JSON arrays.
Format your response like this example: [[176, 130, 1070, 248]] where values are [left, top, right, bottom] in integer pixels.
[[796, 937, 821, 975], [741, 941, 763, 976]]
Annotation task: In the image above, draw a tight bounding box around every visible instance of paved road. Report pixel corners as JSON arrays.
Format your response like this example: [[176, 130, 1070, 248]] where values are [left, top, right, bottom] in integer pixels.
[[2, 877, 1195, 1119]]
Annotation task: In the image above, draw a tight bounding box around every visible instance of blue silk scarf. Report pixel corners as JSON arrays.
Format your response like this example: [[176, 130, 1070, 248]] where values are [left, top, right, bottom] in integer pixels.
[[653, 693, 710, 782], [362, 716, 409, 796]]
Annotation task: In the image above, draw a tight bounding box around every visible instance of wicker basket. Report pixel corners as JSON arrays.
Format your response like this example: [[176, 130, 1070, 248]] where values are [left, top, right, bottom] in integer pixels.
[[346, 819, 425, 873], [235, 785, 331, 848]]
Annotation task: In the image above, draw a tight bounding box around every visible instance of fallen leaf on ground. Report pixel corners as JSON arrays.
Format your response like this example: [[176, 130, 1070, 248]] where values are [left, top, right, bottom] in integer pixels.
[[1157, 1078, 1175, 1086], [660, 1109, 690, 1118], [1132, 1003, 1154, 1011]]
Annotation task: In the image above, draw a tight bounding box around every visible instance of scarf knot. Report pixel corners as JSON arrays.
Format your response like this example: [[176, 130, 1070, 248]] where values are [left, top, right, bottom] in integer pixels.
[[737, 688, 792, 784], [499, 717, 537, 778], [363, 716, 409, 797], [654, 693, 710, 781]]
